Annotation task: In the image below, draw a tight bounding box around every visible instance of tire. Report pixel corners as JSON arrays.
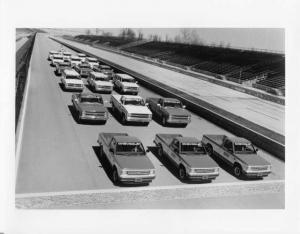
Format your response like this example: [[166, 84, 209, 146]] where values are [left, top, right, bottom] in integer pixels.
[[157, 145, 163, 157], [233, 164, 242, 178], [77, 111, 82, 123], [112, 167, 119, 184], [206, 144, 214, 156], [178, 165, 187, 180], [121, 114, 127, 125], [111, 104, 115, 113], [162, 116, 167, 126], [99, 145, 104, 157]]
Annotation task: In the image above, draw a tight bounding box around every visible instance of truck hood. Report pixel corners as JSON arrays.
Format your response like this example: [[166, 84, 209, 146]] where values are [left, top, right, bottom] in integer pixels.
[[115, 155, 154, 170], [78, 103, 106, 112], [180, 154, 218, 168], [94, 81, 113, 86], [236, 153, 270, 166], [125, 105, 152, 115], [122, 82, 138, 88], [65, 79, 83, 85], [164, 107, 190, 116]]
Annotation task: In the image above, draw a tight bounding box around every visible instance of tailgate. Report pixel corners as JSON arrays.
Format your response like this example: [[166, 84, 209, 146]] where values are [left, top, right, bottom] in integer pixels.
[[98, 132, 128, 146]]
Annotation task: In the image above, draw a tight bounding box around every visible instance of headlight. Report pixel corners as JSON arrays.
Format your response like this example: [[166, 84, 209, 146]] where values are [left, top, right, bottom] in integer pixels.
[[268, 165, 272, 171], [215, 167, 219, 172], [167, 115, 172, 120], [121, 169, 127, 175], [81, 111, 86, 117], [151, 169, 155, 175], [127, 113, 132, 117]]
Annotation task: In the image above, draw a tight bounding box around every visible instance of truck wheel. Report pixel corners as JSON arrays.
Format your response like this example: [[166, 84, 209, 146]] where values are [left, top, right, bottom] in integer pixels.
[[157, 145, 163, 157], [162, 116, 167, 126], [121, 114, 127, 125], [111, 104, 115, 113], [206, 144, 213, 156], [77, 111, 81, 123], [233, 164, 242, 178], [112, 167, 119, 184], [99, 146, 104, 157], [178, 166, 187, 180]]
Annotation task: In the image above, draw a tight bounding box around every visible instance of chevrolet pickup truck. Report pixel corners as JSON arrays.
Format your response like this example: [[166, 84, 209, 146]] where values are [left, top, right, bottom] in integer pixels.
[[146, 97, 191, 127], [70, 55, 82, 67], [87, 72, 113, 93], [97, 133, 156, 184], [72, 92, 109, 123], [85, 57, 99, 69], [55, 61, 71, 76], [154, 134, 219, 181], [113, 73, 139, 95], [93, 65, 114, 79], [61, 69, 84, 91], [62, 51, 72, 61], [48, 50, 60, 61], [74, 62, 93, 77], [111, 95, 152, 125], [51, 54, 64, 66], [201, 135, 272, 178], [77, 53, 87, 62]]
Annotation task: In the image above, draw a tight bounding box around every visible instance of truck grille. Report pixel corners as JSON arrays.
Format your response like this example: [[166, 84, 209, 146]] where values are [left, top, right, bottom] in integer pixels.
[[170, 115, 189, 120], [68, 84, 82, 88], [250, 166, 269, 171], [126, 170, 150, 175], [98, 86, 112, 89], [85, 112, 105, 117], [131, 114, 150, 118], [194, 168, 216, 173], [125, 87, 138, 90]]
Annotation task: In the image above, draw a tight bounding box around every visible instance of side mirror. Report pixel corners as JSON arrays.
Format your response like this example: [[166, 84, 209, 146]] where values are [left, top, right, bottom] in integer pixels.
[[174, 148, 179, 153], [109, 148, 114, 153], [157, 104, 161, 107], [182, 105, 186, 109], [255, 148, 259, 152]]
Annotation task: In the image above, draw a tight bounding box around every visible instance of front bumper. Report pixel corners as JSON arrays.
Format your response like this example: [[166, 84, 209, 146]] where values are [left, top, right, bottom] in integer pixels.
[[65, 85, 84, 91], [122, 88, 139, 94], [95, 86, 113, 92], [187, 172, 219, 180], [80, 114, 108, 121], [126, 116, 152, 123], [119, 175, 156, 184], [244, 171, 271, 178], [167, 117, 191, 124]]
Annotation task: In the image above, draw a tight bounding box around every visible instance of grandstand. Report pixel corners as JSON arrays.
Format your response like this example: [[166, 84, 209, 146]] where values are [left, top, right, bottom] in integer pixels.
[[72, 35, 285, 95]]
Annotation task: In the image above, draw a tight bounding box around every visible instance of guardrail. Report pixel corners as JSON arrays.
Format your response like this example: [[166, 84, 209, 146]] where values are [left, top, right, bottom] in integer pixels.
[[63, 36, 285, 105], [50, 37, 285, 161], [16, 33, 36, 129]]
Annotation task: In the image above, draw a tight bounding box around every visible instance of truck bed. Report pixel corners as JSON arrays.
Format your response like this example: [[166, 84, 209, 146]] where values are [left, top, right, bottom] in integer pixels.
[[203, 134, 226, 146], [156, 133, 182, 146], [98, 132, 128, 146], [146, 97, 160, 105]]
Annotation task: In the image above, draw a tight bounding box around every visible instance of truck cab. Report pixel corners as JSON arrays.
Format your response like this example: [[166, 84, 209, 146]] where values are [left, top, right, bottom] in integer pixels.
[[113, 73, 139, 95], [61, 69, 84, 91], [88, 72, 113, 93]]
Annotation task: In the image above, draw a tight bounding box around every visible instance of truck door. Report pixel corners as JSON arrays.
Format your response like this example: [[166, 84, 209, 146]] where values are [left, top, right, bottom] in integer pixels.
[[157, 99, 164, 117], [169, 139, 180, 165], [223, 139, 234, 163]]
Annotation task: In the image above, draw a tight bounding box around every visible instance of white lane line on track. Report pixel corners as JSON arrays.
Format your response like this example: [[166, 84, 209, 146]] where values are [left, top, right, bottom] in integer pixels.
[[16, 179, 284, 198], [15, 46, 34, 177]]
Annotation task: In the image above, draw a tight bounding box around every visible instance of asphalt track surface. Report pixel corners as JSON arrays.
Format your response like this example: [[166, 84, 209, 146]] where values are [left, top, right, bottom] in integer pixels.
[[16, 34, 284, 195], [16, 37, 28, 51], [56, 37, 285, 136]]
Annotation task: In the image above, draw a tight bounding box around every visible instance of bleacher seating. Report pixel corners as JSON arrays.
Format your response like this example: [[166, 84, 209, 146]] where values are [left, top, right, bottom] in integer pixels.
[[75, 35, 138, 47]]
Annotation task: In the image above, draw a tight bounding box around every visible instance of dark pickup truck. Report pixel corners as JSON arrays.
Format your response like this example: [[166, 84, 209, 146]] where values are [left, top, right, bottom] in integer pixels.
[[146, 97, 191, 126], [154, 134, 219, 181], [202, 135, 272, 178], [55, 61, 71, 76], [72, 92, 109, 123], [97, 133, 156, 184], [74, 62, 93, 77]]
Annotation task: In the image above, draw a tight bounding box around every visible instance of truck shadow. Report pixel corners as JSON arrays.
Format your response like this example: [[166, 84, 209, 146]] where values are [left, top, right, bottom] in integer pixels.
[[92, 146, 149, 187], [210, 154, 264, 181], [107, 107, 149, 127], [67, 105, 106, 125], [151, 114, 188, 128], [147, 146, 212, 184]]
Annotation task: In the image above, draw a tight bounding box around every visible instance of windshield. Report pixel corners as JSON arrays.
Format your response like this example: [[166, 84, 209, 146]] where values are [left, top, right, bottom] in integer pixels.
[[66, 75, 80, 79], [71, 58, 81, 61], [164, 101, 182, 108], [88, 58, 97, 62], [181, 143, 206, 154], [80, 64, 90, 68], [95, 77, 110, 81], [54, 55, 63, 59], [122, 78, 135, 83], [234, 143, 256, 154], [80, 97, 103, 104], [116, 142, 145, 154], [123, 99, 144, 106]]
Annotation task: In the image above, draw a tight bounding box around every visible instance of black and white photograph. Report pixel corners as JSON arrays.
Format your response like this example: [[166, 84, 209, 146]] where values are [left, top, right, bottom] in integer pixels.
[[1, 0, 300, 234]]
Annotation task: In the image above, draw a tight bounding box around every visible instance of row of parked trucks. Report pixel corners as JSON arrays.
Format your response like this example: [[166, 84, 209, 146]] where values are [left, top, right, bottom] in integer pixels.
[[48, 49, 272, 185], [97, 132, 272, 185]]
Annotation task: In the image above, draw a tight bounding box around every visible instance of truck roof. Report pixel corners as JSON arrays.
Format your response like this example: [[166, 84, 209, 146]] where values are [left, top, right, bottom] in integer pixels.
[[176, 137, 200, 143], [116, 73, 134, 79], [79, 92, 102, 99], [120, 95, 143, 100], [90, 72, 108, 78], [114, 136, 141, 143], [228, 137, 251, 144], [163, 98, 181, 103], [63, 69, 79, 76]]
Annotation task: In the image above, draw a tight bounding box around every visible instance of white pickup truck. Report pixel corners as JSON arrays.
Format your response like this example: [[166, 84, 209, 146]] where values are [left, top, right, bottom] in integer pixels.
[[154, 134, 219, 181], [111, 95, 152, 125], [60, 69, 84, 91], [97, 132, 156, 184], [51, 54, 64, 66], [201, 135, 272, 178], [87, 72, 113, 93], [113, 73, 139, 95]]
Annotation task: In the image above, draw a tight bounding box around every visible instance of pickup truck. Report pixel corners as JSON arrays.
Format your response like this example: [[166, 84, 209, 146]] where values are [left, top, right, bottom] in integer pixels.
[[85, 57, 99, 69], [113, 73, 139, 95], [77, 53, 87, 62], [74, 62, 93, 77], [87, 72, 113, 93], [51, 54, 64, 66], [154, 134, 219, 181], [97, 133, 156, 184], [93, 65, 114, 79], [70, 55, 82, 67], [48, 50, 60, 61], [201, 135, 272, 178], [111, 95, 152, 125], [62, 51, 72, 61], [55, 61, 71, 76], [146, 97, 191, 127], [60, 69, 84, 91], [72, 92, 109, 123]]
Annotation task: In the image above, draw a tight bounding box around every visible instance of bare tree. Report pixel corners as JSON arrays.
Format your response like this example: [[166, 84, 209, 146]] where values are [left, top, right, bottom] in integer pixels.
[[85, 29, 92, 35], [137, 29, 144, 40], [119, 28, 136, 39]]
